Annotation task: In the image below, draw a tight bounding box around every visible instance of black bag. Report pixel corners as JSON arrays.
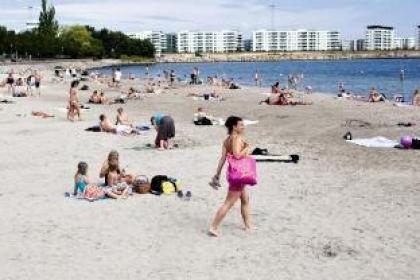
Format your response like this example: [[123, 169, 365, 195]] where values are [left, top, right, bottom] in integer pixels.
[[412, 138, 420, 149], [150, 175, 178, 195]]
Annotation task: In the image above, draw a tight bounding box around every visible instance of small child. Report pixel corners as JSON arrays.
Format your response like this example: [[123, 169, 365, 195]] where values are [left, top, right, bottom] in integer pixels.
[[107, 161, 129, 197], [74, 161, 123, 201]]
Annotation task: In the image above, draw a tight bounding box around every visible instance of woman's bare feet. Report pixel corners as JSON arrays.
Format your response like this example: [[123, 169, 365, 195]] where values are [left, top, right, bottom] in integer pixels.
[[208, 228, 219, 237]]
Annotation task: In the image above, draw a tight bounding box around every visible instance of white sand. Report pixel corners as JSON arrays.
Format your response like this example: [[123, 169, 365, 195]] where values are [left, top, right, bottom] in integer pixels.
[[0, 62, 419, 280]]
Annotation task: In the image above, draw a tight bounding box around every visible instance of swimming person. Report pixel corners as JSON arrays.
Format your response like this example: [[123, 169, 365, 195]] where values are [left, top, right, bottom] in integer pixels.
[[67, 80, 81, 121], [209, 116, 252, 237], [151, 114, 175, 150]]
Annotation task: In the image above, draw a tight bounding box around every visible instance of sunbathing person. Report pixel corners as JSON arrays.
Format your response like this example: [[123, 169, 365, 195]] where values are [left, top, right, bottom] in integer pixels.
[[194, 107, 214, 125], [99, 150, 134, 185], [116, 107, 133, 126], [32, 111, 54, 118], [413, 89, 420, 106], [88, 90, 102, 104], [260, 92, 311, 106], [13, 78, 27, 97], [106, 161, 129, 198], [368, 87, 385, 102], [100, 114, 134, 135], [151, 113, 175, 150]]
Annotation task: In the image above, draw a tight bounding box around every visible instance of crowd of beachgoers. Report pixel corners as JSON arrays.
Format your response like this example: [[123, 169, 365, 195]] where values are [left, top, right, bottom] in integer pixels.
[[1, 62, 419, 238]]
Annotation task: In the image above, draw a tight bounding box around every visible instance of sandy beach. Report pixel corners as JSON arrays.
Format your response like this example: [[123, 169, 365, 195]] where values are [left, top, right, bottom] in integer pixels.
[[0, 61, 419, 280]]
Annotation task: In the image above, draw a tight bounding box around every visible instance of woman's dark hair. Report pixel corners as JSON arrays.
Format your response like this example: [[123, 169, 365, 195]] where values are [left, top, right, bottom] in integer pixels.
[[71, 80, 79, 88], [225, 116, 243, 135], [150, 116, 155, 125], [274, 81, 280, 87], [99, 114, 106, 121]]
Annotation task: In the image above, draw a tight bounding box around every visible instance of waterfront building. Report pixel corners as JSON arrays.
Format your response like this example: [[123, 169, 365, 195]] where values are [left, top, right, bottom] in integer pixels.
[[243, 39, 253, 52], [177, 30, 243, 53], [128, 31, 167, 54], [365, 25, 395, 50], [165, 33, 177, 53], [418, 26, 420, 49], [252, 29, 341, 52], [394, 37, 416, 50], [356, 39, 366, 51]]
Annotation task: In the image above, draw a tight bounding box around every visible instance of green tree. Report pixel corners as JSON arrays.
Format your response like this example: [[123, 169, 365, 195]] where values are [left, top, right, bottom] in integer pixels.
[[36, 0, 59, 57], [60, 25, 103, 58]]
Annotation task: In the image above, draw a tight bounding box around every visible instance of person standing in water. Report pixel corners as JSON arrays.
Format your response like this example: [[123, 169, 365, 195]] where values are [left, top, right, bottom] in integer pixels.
[[209, 116, 252, 237]]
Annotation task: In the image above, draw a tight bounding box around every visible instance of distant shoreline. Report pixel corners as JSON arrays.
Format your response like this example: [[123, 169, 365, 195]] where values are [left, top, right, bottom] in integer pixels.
[[156, 50, 420, 63]]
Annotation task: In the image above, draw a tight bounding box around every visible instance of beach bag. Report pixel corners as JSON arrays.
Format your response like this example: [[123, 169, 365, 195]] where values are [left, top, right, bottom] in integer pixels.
[[132, 175, 151, 194], [227, 155, 257, 186], [150, 175, 180, 195], [84, 184, 105, 201]]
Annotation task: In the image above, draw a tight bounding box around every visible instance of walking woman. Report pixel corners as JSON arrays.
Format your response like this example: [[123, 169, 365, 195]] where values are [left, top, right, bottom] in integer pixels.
[[209, 116, 253, 237]]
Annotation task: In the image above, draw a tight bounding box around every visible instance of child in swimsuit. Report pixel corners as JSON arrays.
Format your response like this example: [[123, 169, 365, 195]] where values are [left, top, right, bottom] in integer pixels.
[[73, 162, 123, 200]]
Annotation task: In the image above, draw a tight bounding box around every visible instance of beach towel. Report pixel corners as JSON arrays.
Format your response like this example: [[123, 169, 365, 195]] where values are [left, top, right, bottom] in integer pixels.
[[216, 119, 259, 126], [346, 137, 398, 148]]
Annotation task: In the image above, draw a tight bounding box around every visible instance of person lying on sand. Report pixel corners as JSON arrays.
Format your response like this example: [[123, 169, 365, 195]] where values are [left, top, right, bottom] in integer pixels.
[[368, 87, 385, 102], [413, 89, 420, 106], [32, 111, 54, 118], [99, 150, 134, 185], [74, 161, 124, 200], [151, 113, 175, 150], [99, 114, 134, 135], [259, 92, 312, 106], [67, 80, 82, 121]]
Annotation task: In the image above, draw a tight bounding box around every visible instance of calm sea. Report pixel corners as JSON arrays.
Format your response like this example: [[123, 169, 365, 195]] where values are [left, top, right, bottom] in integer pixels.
[[98, 59, 420, 100]]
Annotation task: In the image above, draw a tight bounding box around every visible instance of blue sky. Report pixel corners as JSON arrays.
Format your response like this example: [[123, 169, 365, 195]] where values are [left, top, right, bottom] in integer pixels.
[[1, 0, 419, 39]]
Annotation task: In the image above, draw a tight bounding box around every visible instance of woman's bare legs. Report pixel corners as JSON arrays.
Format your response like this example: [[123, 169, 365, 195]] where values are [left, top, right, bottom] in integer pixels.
[[209, 191, 241, 236], [240, 189, 251, 231]]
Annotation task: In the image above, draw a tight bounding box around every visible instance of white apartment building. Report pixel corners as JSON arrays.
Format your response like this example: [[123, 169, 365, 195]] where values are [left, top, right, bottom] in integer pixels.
[[418, 25, 420, 49], [177, 30, 243, 53], [365, 25, 395, 50], [252, 30, 341, 52], [128, 31, 167, 54], [394, 37, 416, 50]]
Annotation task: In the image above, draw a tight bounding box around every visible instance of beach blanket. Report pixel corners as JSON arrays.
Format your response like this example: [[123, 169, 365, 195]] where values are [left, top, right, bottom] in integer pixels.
[[346, 137, 398, 148], [216, 119, 259, 126]]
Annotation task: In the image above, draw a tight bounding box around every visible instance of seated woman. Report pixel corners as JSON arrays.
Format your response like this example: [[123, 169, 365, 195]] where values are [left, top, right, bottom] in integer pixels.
[[368, 87, 385, 102], [88, 90, 102, 104], [13, 78, 27, 97], [194, 107, 214, 125], [116, 107, 133, 126], [99, 150, 134, 186], [100, 114, 133, 135], [151, 113, 175, 150], [271, 82, 281, 94], [413, 89, 420, 106]]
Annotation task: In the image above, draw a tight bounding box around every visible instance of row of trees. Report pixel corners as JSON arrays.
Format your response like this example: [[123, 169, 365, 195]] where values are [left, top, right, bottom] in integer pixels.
[[0, 0, 155, 59]]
